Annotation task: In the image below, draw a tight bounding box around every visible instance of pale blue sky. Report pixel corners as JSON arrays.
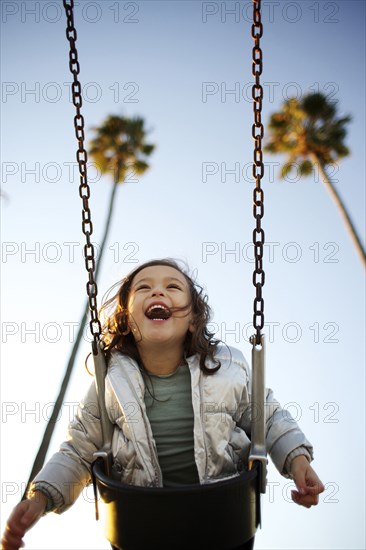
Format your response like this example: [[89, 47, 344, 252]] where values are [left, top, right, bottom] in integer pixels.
[[1, 1, 365, 549]]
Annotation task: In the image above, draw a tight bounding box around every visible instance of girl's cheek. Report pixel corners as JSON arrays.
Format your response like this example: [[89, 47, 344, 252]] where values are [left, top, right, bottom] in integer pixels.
[[127, 298, 135, 313]]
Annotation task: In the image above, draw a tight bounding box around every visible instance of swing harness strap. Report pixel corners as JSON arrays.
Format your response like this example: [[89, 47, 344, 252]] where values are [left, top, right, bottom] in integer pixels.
[[91, 341, 114, 520], [249, 335, 267, 494], [92, 342, 114, 471]]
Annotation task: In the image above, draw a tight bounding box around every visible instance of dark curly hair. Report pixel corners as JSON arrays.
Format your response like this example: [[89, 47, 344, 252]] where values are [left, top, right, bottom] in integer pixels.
[[99, 258, 221, 374]]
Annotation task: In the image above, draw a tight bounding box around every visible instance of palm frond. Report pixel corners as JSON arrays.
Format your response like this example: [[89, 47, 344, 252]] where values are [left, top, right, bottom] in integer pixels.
[[88, 114, 155, 184]]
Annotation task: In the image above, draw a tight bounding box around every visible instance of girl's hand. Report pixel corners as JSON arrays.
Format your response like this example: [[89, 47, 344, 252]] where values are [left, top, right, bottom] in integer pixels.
[[1, 492, 47, 550], [290, 455, 325, 508]]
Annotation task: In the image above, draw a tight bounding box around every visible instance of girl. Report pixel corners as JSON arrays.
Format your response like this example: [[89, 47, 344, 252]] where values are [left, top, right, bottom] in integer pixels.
[[1, 259, 324, 550]]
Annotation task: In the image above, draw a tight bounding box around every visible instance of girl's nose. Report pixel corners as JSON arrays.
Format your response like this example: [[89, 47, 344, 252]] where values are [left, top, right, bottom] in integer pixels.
[[151, 286, 165, 296]]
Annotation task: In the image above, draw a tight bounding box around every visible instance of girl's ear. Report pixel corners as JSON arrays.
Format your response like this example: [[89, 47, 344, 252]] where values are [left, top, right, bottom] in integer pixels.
[[127, 315, 139, 337], [121, 311, 131, 335]]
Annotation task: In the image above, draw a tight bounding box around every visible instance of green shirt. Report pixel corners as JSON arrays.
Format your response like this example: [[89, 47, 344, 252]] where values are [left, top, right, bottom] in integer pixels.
[[144, 364, 199, 487]]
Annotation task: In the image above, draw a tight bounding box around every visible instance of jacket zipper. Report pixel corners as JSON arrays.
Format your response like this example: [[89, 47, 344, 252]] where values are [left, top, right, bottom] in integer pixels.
[[140, 410, 163, 486], [199, 370, 209, 482]]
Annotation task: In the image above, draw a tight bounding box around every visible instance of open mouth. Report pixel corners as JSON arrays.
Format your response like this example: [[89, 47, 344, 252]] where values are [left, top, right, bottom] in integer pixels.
[[145, 304, 172, 321]]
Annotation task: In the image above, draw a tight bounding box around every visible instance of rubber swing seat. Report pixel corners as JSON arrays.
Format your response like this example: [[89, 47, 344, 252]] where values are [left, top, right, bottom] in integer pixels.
[[92, 460, 260, 550]]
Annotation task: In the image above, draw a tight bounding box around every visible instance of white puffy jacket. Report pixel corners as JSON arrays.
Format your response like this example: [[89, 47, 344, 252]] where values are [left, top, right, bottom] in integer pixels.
[[31, 345, 313, 512]]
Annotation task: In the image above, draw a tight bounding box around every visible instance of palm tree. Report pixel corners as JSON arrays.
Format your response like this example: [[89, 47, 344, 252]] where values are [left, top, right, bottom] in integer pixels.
[[264, 92, 365, 268], [23, 115, 155, 498]]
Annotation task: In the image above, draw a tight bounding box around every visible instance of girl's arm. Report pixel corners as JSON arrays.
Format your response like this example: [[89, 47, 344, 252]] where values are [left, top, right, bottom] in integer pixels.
[[1, 381, 105, 549], [238, 384, 324, 508]]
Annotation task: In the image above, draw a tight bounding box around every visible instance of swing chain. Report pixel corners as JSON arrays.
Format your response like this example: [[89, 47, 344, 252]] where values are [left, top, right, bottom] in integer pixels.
[[252, 0, 265, 346], [63, 0, 101, 344]]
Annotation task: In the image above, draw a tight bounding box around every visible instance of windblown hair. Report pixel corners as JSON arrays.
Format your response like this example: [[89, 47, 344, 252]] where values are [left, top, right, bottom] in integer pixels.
[[99, 259, 221, 374]]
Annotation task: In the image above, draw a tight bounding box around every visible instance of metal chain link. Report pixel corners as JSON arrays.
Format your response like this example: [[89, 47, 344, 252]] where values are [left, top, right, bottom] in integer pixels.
[[251, 0, 265, 345], [63, 0, 101, 345]]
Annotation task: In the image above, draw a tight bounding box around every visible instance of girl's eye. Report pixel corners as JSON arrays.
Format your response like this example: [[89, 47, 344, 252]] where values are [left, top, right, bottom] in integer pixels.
[[167, 284, 181, 290], [135, 285, 150, 291]]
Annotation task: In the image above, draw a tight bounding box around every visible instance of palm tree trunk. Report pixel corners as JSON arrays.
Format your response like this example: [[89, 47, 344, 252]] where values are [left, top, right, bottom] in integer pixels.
[[22, 176, 120, 500], [313, 154, 366, 269]]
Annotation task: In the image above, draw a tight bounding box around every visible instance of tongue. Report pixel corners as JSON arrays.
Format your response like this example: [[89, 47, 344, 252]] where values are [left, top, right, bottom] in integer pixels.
[[146, 308, 170, 320]]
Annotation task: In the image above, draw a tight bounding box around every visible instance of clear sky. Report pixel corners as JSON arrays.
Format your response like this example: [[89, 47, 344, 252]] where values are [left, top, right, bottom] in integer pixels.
[[1, 1, 365, 549]]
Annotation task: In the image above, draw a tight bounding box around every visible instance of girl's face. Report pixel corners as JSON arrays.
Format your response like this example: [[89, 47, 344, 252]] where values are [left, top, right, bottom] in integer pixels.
[[127, 265, 194, 352]]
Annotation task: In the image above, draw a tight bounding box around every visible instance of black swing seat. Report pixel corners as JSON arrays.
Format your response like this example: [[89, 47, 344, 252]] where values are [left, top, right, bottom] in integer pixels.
[[93, 460, 260, 550]]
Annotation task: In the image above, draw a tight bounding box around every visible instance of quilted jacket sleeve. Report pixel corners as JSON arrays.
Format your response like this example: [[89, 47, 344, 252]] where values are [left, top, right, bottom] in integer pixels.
[[29, 381, 104, 513], [233, 348, 314, 477]]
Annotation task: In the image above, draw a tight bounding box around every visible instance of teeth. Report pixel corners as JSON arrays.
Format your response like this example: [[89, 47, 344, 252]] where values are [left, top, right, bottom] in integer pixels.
[[147, 304, 169, 314]]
